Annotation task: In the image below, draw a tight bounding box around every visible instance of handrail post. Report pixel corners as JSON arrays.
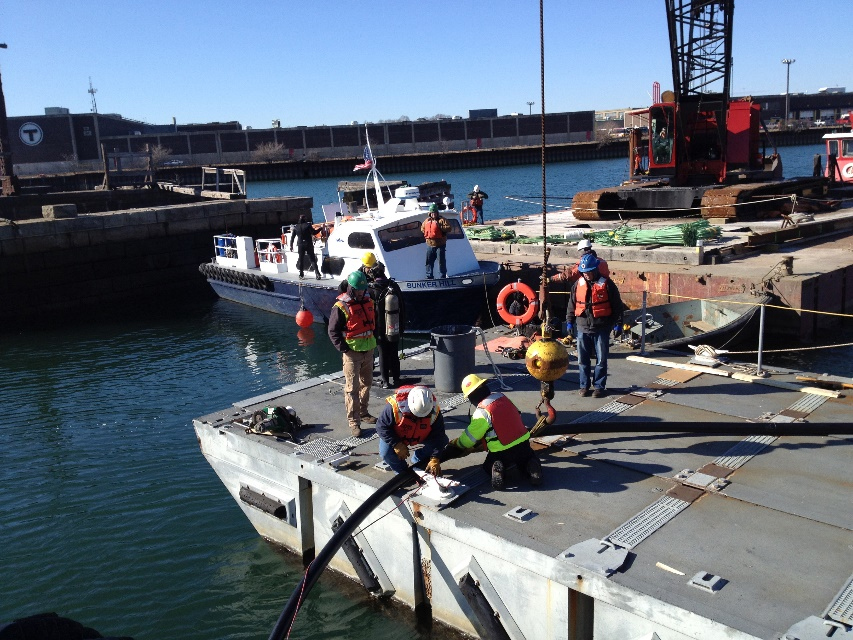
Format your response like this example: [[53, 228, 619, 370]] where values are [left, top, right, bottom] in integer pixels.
[[756, 303, 766, 376], [639, 291, 648, 356]]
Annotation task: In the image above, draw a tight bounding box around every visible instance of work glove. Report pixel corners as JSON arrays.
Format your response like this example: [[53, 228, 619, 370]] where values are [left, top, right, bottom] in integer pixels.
[[564, 321, 573, 335], [613, 324, 623, 337], [393, 441, 409, 461], [425, 457, 442, 477]]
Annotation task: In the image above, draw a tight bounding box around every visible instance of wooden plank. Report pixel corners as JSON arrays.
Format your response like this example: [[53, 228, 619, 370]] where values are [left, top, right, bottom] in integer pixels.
[[626, 355, 731, 377]]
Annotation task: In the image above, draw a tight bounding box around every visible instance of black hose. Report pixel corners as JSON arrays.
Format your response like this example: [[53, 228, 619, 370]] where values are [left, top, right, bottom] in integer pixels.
[[535, 421, 852, 438], [268, 467, 417, 640]]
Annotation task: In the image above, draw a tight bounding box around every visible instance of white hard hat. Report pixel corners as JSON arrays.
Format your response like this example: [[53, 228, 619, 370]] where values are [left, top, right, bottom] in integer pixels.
[[408, 386, 435, 418], [577, 239, 592, 251], [285, 406, 297, 417], [473, 185, 480, 192]]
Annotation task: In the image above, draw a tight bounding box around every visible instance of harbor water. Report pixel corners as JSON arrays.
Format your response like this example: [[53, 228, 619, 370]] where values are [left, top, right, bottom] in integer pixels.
[[3, 147, 850, 640]]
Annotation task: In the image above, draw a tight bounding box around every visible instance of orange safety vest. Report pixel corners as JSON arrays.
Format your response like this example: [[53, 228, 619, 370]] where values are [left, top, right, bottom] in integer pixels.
[[574, 277, 613, 318], [478, 393, 528, 446], [422, 219, 445, 240], [388, 385, 438, 445], [471, 194, 483, 208], [334, 293, 376, 343]]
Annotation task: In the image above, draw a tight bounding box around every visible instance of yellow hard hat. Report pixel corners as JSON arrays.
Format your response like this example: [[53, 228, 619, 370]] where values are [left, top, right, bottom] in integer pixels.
[[461, 373, 487, 397], [362, 252, 377, 267]]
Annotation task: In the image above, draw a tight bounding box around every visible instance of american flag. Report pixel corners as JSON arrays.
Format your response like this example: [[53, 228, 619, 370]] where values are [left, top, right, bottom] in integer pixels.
[[353, 146, 373, 171]]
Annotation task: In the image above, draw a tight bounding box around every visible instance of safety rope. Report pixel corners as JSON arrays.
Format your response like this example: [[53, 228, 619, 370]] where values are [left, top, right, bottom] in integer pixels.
[[474, 326, 513, 391], [726, 340, 853, 355]]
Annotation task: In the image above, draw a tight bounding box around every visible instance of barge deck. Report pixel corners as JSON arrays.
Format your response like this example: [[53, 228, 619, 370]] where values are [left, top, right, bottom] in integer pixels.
[[193, 328, 853, 639]]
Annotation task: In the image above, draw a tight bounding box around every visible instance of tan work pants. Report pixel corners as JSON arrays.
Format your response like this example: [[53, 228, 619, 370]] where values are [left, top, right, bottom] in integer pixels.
[[342, 348, 374, 428]]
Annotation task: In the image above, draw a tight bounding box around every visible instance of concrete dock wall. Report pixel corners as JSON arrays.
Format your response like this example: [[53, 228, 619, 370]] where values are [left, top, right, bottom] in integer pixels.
[[0, 196, 311, 326]]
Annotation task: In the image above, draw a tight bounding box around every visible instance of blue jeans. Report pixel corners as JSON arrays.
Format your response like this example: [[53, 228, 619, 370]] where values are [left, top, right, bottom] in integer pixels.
[[577, 329, 610, 390], [425, 245, 446, 279], [379, 430, 449, 474]]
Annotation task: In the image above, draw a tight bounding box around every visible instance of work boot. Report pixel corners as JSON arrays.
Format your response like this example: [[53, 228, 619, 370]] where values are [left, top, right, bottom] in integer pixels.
[[349, 424, 362, 438], [578, 387, 591, 397], [526, 456, 542, 486], [491, 461, 505, 490], [360, 414, 377, 424], [592, 388, 607, 398], [315, 271, 322, 280]]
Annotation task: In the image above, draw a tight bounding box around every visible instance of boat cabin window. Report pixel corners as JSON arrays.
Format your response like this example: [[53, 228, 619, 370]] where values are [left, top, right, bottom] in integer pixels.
[[378, 221, 424, 252], [378, 218, 466, 252], [827, 140, 839, 158], [347, 232, 376, 250], [843, 139, 853, 157]]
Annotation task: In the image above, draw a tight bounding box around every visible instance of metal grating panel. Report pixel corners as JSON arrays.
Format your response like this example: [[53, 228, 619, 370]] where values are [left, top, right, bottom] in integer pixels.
[[295, 433, 377, 458], [714, 435, 778, 469], [788, 393, 829, 414], [295, 437, 341, 458], [605, 496, 690, 549], [652, 377, 680, 387], [439, 393, 468, 411], [571, 401, 632, 424], [827, 575, 853, 625]]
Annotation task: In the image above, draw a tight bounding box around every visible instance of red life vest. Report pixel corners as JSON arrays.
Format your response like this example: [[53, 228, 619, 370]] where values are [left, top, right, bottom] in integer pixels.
[[335, 292, 375, 340], [422, 219, 445, 240], [478, 393, 528, 446], [389, 385, 438, 445], [471, 194, 483, 208], [574, 277, 613, 318]]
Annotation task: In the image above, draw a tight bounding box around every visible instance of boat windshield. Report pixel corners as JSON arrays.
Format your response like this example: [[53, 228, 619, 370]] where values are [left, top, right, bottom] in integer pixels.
[[378, 218, 465, 252]]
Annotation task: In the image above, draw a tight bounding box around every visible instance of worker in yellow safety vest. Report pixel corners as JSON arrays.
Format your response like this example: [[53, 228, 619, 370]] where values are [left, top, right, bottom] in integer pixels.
[[448, 374, 542, 490]]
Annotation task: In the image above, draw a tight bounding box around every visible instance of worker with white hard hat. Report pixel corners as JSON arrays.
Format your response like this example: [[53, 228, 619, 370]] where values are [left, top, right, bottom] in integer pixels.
[[552, 237, 610, 284], [467, 184, 489, 222], [376, 385, 448, 476]]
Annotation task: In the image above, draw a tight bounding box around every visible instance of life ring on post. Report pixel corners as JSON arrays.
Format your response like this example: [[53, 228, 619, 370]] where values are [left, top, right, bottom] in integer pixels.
[[460, 205, 478, 225], [496, 281, 539, 325], [842, 163, 853, 179]]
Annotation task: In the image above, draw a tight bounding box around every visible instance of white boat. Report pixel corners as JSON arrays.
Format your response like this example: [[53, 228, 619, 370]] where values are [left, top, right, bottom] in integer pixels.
[[199, 137, 501, 332]]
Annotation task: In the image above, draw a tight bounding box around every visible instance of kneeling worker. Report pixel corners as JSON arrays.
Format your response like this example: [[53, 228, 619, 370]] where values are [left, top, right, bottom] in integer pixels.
[[453, 374, 542, 489], [376, 385, 448, 476]]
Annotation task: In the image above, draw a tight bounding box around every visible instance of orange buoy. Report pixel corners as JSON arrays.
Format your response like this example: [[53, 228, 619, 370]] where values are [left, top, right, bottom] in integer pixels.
[[295, 308, 314, 328]]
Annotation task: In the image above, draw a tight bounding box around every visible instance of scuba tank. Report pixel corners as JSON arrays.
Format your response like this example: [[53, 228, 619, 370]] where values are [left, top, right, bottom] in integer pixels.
[[384, 289, 400, 340]]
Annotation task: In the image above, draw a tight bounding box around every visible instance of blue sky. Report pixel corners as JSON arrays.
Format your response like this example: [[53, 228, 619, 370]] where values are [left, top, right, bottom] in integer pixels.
[[0, 1, 845, 129]]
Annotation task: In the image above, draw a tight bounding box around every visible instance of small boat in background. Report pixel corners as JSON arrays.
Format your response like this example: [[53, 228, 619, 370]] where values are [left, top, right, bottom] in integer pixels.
[[627, 292, 774, 350], [199, 137, 501, 332]]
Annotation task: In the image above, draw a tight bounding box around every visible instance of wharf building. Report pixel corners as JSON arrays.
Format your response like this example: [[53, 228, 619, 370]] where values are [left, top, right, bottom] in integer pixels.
[[8, 90, 853, 178]]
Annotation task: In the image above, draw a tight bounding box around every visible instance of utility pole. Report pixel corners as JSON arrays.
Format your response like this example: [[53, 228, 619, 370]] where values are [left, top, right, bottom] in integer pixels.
[[782, 58, 795, 129], [0, 42, 15, 196], [88, 77, 98, 114], [527, 101, 534, 115]]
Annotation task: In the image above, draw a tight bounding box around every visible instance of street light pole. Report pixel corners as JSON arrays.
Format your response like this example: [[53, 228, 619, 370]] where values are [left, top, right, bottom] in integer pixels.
[[527, 101, 534, 115], [782, 58, 795, 129], [0, 42, 15, 196]]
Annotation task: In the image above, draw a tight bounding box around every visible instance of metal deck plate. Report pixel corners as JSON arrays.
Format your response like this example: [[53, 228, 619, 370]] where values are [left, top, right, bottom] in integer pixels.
[[571, 401, 633, 423], [656, 374, 797, 419], [605, 496, 690, 550], [713, 435, 778, 469]]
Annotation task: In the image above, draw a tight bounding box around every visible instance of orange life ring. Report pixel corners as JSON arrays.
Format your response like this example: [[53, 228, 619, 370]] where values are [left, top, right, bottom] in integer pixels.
[[460, 206, 478, 225], [496, 281, 539, 325]]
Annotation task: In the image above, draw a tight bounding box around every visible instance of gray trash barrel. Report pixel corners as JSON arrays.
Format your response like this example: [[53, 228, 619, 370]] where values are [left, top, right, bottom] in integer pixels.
[[430, 325, 476, 393]]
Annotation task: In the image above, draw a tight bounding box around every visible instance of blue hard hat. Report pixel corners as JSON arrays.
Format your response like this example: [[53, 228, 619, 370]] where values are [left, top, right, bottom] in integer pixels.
[[578, 253, 600, 273]]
